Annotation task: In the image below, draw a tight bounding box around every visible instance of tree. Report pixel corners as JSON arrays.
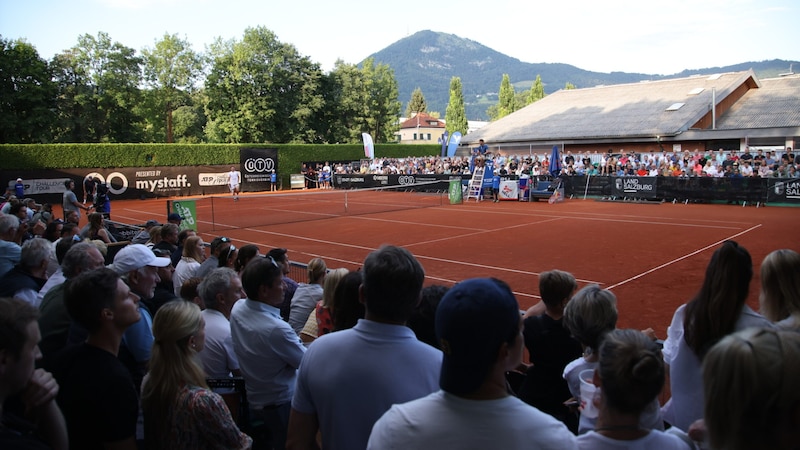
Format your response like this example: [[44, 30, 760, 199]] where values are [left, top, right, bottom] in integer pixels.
[[204, 27, 324, 143], [360, 57, 401, 143], [405, 87, 427, 117], [142, 33, 203, 143], [319, 60, 368, 143], [527, 74, 545, 105], [444, 77, 467, 135], [497, 74, 516, 119], [0, 37, 56, 143], [51, 32, 144, 142], [564, 82, 577, 90]]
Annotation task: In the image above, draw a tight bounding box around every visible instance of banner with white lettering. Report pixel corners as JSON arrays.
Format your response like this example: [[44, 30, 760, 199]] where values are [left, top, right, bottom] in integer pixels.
[[239, 148, 278, 192], [767, 178, 800, 204], [611, 177, 658, 199]]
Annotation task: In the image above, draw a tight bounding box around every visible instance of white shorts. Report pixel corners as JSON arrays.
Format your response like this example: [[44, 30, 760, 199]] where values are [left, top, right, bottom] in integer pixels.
[[230, 184, 240, 192]]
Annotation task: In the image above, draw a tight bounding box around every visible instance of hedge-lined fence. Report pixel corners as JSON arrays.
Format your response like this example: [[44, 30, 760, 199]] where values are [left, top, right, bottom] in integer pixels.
[[1, 143, 443, 187]]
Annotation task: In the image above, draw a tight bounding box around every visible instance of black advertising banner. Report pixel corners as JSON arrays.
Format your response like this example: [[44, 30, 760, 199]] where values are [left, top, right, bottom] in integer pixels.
[[611, 177, 658, 199], [767, 178, 800, 204], [239, 148, 278, 192]]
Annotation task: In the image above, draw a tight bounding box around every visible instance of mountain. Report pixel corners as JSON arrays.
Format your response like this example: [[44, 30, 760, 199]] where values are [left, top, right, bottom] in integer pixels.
[[365, 30, 798, 121]]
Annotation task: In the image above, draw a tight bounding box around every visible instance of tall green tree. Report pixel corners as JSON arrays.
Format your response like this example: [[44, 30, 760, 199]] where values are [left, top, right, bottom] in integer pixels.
[[444, 76, 467, 135], [497, 74, 516, 119], [405, 87, 427, 117], [142, 33, 203, 143], [51, 32, 144, 142], [204, 27, 324, 143], [319, 60, 368, 143], [361, 57, 401, 143], [527, 74, 545, 105], [0, 37, 56, 143]]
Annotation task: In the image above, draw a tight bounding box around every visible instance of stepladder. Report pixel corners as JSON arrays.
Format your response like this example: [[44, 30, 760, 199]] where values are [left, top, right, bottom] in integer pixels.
[[466, 166, 485, 202]]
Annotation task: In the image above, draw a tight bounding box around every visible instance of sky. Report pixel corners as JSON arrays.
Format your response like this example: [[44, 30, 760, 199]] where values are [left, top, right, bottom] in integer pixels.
[[2, 0, 798, 75]]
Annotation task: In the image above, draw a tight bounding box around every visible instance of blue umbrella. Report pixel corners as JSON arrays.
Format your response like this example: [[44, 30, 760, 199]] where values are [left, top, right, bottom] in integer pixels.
[[549, 145, 562, 177]]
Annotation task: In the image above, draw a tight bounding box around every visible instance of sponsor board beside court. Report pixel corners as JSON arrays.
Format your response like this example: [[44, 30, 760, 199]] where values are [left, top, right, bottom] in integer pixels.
[[611, 177, 658, 199]]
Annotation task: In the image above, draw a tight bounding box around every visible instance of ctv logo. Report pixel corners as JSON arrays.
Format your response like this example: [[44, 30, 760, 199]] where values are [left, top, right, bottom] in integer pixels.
[[398, 176, 416, 185], [244, 158, 274, 173]]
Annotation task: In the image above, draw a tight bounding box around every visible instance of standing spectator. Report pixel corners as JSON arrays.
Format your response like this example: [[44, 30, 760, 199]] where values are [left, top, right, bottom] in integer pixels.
[[289, 257, 327, 335], [0, 214, 22, 277], [407, 284, 449, 349], [61, 180, 91, 224], [301, 267, 347, 344], [758, 249, 800, 330], [231, 256, 307, 449], [167, 212, 183, 226], [287, 246, 442, 450], [577, 329, 690, 449], [173, 236, 206, 296], [330, 270, 364, 332], [268, 247, 298, 321], [198, 267, 243, 381], [37, 242, 106, 363], [48, 268, 141, 449], [661, 240, 772, 432], [14, 177, 25, 198], [270, 169, 277, 191], [0, 238, 53, 306], [518, 270, 583, 432], [0, 297, 68, 450], [368, 278, 577, 449], [142, 300, 252, 450], [702, 328, 800, 450], [228, 166, 241, 201]]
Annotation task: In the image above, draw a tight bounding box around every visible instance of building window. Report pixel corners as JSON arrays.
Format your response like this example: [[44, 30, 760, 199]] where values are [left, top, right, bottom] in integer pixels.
[[413, 133, 417, 140], [427, 133, 432, 140]]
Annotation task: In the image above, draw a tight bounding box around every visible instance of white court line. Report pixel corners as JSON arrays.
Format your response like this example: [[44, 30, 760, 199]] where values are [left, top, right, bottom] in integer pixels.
[[605, 224, 763, 290]]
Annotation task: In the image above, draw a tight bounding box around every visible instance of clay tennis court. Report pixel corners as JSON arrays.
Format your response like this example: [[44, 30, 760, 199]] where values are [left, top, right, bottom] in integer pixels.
[[100, 191, 798, 337]]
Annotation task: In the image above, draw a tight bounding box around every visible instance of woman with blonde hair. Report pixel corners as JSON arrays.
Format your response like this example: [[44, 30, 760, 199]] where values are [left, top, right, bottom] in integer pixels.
[[145, 225, 162, 249], [173, 236, 205, 295], [302, 267, 348, 342], [759, 249, 800, 329], [142, 300, 251, 449], [289, 258, 327, 335], [703, 328, 800, 450]]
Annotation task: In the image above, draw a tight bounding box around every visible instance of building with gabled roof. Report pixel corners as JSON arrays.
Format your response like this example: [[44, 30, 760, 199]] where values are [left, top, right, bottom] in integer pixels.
[[463, 70, 800, 155], [397, 112, 446, 144]]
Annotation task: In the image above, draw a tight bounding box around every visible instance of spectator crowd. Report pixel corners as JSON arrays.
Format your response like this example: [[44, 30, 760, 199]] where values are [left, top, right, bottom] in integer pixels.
[[1, 181, 799, 450]]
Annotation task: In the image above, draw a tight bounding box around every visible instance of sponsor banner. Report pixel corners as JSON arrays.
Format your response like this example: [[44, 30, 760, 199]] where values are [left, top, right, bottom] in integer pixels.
[[499, 180, 518, 200], [171, 200, 198, 232], [611, 177, 658, 198], [240, 148, 278, 192], [290, 174, 305, 189], [5, 178, 73, 196], [768, 179, 800, 203], [198, 172, 230, 187], [448, 179, 462, 204], [333, 174, 472, 190]]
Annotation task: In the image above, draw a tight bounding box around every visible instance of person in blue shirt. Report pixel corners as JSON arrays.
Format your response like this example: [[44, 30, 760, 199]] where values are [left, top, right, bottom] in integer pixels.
[[14, 178, 25, 198], [492, 171, 501, 202], [270, 170, 277, 191]]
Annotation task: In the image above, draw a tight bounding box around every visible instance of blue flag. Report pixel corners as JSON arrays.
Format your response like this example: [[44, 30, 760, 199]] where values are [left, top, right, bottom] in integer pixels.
[[549, 145, 561, 177], [447, 132, 462, 157]]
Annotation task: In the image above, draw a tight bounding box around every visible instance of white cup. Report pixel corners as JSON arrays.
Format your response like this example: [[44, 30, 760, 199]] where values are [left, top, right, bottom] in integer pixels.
[[579, 369, 599, 419]]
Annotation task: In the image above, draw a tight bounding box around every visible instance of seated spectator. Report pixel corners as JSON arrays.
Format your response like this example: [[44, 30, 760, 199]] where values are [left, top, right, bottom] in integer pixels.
[[82, 212, 112, 243], [577, 329, 690, 449], [145, 248, 179, 316], [0, 238, 53, 306], [289, 257, 327, 335], [131, 219, 160, 245], [330, 270, 364, 332], [173, 236, 205, 296], [518, 270, 583, 432], [367, 278, 577, 449], [300, 267, 347, 344], [145, 225, 162, 249], [758, 249, 800, 330], [195, 236, 231, 280], [233, 244, 259, 275], [142, 300, 251, 450], [407, 284, 449, 349], [703, 328, 800, 450], [153, 223, 179, 255], [0, 297, 68, 450], [0, 214, 22, 277], [48, 268, 140, 449], [217, 243, 237, 269], [179, 276, 205, 309], [661, 240, 772, 432], [37, 237, 75, 303]]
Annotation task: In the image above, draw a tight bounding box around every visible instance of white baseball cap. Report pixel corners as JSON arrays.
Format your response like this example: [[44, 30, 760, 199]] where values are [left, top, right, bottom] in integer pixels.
[[110, 244, 171, 274]]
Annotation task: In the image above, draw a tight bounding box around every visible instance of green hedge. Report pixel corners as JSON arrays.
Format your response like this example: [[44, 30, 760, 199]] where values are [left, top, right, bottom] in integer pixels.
[[1, 143, 442, 186]]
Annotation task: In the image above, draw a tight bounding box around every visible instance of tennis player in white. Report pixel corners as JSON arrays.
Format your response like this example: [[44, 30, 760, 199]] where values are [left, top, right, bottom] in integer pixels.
[[228, 166, 241, 201]]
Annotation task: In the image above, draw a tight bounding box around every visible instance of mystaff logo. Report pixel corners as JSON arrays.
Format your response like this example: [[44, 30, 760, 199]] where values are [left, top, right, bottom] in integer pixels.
[[135, 175, 190, 192], [398, 176, 416, 185], [244, 158, 274, 173]]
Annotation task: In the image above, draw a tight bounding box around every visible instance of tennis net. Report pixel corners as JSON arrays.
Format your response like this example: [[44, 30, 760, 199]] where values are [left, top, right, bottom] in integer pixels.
[[171, 181, 449, 232]]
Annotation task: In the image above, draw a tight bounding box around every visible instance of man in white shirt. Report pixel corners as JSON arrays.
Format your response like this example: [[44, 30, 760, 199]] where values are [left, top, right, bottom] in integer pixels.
[[228, 166, 242, 201], [198, 268, 243, 380], [368, 278, 577, 450]]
